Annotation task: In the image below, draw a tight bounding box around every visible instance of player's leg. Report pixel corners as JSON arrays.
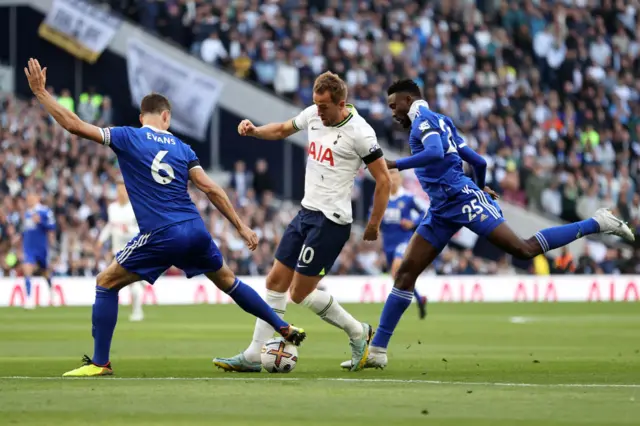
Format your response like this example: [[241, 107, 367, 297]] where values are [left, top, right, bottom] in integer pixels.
[[204, 264, 304, 346], [485, 207, 634, 260], [22, 259, 36, 310], [63, 260, 142, 377], [213, 261, 294, 372], [213, 215, 304, 372], [240, 260, 293, 362], [341, 214, 455, 370], [129, 281, 145, 322], [391, 243, 427, 320], [174, 219, 305, 344], [63, 231, 169, 377], [39, 255, 55, 306], [287, 212, 372, 372]]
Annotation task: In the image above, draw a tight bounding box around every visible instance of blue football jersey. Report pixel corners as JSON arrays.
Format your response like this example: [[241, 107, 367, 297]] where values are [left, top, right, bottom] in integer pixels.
[[101, 125, 202, 233], [379, 190, 427, 254], [409, 102, 476, 209], [22, 205, 55, 253]]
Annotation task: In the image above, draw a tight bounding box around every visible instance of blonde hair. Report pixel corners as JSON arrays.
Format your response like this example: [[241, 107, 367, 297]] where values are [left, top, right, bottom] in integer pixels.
[[313, 71, 347, 104]]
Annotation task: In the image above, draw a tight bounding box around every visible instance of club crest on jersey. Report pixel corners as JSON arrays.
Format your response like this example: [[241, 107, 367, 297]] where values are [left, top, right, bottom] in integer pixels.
[[398, 201, 405, 208], [308, 141, 334, 166], [419, 121, 431, 131]]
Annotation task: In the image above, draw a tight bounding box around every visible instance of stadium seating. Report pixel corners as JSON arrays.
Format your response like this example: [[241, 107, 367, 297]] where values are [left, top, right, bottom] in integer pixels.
[[110, 0, 640, 249]]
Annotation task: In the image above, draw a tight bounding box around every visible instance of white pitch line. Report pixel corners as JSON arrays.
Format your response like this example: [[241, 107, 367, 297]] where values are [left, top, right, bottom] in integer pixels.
[[0, 376, 639, 388]]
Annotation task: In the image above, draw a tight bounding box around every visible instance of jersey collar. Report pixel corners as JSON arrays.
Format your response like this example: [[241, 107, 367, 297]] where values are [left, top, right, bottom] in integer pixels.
[[408, 100, 430, 123], [143, 125, 173, 135]]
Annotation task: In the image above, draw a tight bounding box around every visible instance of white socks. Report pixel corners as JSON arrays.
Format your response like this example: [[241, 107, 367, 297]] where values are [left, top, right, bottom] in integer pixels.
[[244, 290, 287, 363], [130, 281, 144, 316], [302, 289, 362, 340]]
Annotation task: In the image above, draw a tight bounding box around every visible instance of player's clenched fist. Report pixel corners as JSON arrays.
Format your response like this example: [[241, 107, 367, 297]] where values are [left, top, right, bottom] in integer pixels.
[[237, 119, 256, 136], [363, 222, 380, 241], [238, 224, 259, 251]]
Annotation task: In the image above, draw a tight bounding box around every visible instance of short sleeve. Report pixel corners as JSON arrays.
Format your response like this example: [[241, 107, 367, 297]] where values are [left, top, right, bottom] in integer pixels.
[[100, 127, 130, 152], [292, 105, 316, 131], [415, 118, 442, 144], [354, 124, 383, 165], [187, 147, 201, 170]]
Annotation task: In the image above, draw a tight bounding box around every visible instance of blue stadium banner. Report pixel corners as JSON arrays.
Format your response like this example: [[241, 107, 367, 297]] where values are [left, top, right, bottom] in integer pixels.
[[38, 0, 121, 64]]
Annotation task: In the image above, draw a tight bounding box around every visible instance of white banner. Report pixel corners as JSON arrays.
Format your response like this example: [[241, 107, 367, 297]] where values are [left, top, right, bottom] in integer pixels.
[[38, 0, 121, 63], [0, 65, 14, 93], [1, 275, 639, 307], [126, 38, 224, 141]]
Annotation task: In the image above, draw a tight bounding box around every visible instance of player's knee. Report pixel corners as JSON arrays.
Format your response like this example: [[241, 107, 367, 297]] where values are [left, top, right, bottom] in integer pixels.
[[510, 239, 540, 260], [96, 270, 116, 290], [265, 271, 290, 293], [394, 266, 417, 291]]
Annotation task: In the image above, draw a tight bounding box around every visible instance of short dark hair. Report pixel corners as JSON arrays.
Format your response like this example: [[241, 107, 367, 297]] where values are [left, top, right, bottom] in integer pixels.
[[387, 79, 422, 97], [140, 93, 171, 115], [314, 71, 347, 104]]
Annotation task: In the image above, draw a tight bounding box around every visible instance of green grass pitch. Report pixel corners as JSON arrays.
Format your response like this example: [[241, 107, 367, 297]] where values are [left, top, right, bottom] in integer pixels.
[[1, 302, 639, 425]]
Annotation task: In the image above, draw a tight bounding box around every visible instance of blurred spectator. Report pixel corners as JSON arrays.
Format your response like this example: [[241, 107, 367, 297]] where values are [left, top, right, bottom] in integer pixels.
[[253, 158, 273, 201], [230, 160, 252, 199]]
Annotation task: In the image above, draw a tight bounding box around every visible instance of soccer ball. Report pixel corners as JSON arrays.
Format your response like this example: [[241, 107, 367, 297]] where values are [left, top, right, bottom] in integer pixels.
[[261, 337, 298, 373]]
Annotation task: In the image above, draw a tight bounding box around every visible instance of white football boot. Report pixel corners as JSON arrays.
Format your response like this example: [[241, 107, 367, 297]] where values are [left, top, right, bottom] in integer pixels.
[[593, 208, 635, 242], [340, 350, 388, 370]]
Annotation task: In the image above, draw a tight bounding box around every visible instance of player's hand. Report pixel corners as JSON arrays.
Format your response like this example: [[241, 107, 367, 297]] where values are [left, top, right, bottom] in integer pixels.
[[400, 219, 414, 230], [24, 58, 47, 95], [31, 213, 41, 224], [385, 159, 397, 170], [238, 225, 259, 251], [484, 186, 500, 200], [237, 119, 257, 137], [363, 222, 380, 241]]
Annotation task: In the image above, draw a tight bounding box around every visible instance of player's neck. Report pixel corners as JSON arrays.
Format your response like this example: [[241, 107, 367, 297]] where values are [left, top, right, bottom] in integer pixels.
[[408, 99, 428, 123], [332, 107, 351, 126], [141, 119, 168, 132]]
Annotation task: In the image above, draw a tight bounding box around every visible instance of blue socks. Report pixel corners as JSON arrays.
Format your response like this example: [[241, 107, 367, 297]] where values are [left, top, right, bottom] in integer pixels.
[[371, 288, 413, 349], [226, 278, 288, 331], [535, 218, 600, 253], [92, 286, 119, 366], [24, 277, 53, 297], [413, 288, 421, 301]]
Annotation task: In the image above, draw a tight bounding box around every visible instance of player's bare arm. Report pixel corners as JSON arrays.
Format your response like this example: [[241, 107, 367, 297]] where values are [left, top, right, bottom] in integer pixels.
[[238, 118, 299, 140], [24, 58, 104, 144], [188, 167, 258, 251], [364, 157, 391, 241]]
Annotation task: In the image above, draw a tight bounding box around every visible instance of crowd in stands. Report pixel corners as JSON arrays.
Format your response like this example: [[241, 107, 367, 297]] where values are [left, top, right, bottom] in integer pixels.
[[0, 92, 507, 278], [1, 90, 638, 277], [104, 0, 640, 250]]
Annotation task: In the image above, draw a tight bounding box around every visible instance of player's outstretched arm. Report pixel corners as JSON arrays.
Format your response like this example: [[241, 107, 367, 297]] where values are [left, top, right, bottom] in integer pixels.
[[238, 118, 299, 140], [388, 132, 445, 171], [189, 167, 259, 251], [364, 157, 391, 241], [24, 59, 104, 144]]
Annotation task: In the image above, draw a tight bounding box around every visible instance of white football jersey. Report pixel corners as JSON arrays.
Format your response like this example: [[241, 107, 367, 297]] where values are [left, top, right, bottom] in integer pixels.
[[293, 104, 382, 224], [99, 201, 139, 254]]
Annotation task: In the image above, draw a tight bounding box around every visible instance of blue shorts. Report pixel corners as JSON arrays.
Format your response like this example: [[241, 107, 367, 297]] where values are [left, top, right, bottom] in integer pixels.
[[384, 243, 409, 266], [275, 208, 351, 276], [116, 218, 224, 284], [417, 187, 505, 252], [24, 251, 48, 270]]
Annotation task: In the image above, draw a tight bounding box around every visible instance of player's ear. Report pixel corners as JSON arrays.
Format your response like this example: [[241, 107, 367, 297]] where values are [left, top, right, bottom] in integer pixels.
[[161, 110, 170, 124], [338, 99, 346, 108], [139, 114, 144, 125]]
